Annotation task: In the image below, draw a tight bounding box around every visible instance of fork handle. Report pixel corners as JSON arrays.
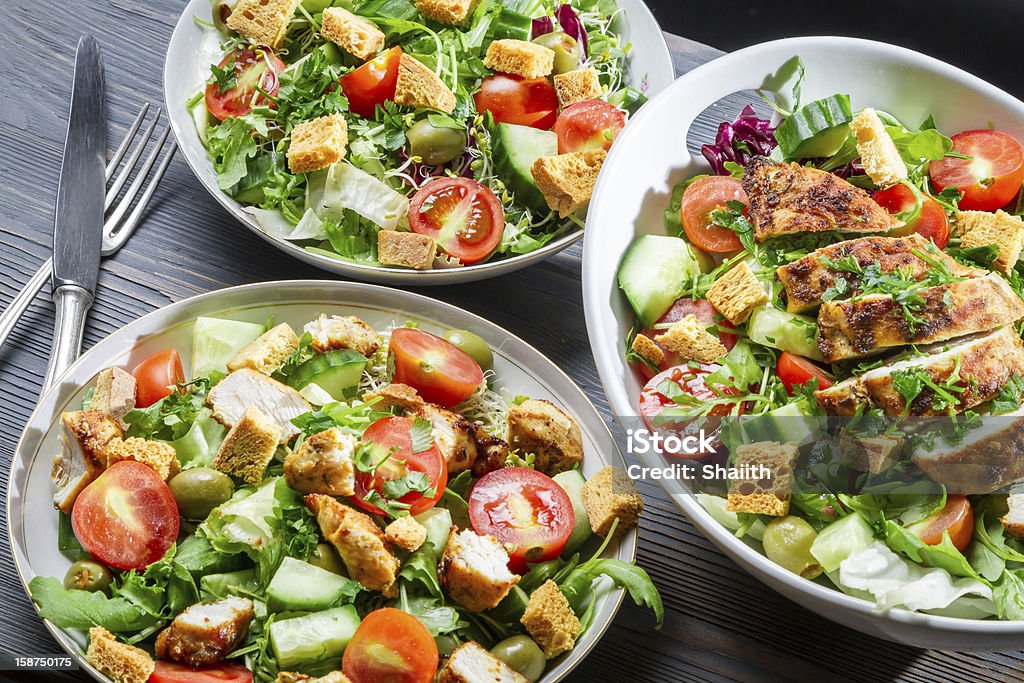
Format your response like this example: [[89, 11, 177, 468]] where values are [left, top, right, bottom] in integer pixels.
[[0, 259, 52, 352], [42, 284, 93, 392]]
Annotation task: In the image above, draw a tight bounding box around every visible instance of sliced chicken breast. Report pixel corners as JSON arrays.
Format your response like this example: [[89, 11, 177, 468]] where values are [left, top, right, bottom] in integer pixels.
[[51, 411, 123, 513], [207, 368, 311, 442], [154, 597, 254, 667], [420, 404, 478, 474], [283, 426, 356, 496], [912, 415, 1024, 494]]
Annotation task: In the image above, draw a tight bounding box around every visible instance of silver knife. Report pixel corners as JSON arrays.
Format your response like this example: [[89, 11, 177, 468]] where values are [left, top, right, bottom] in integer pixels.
[[42, 36, 106, 391]]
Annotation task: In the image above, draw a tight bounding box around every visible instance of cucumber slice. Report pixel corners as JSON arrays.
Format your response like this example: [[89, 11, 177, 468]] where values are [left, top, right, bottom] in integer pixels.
[[617, 235, 704, 327], [738, 399, 822, 446], [286, 349, 366, 400], [190, 98, 213, 146], [492, 122, 558, 214], [810, 513, 875, 572], [775, 94, 853, 160], [487, 585, 530, 623], [552, 470, 591, 556], [415, 507, 453, 552], [191, 316, 264, 379], [267, 557, 358, 612], [269, 606, 361, 670], [746, 305, 823, 361]]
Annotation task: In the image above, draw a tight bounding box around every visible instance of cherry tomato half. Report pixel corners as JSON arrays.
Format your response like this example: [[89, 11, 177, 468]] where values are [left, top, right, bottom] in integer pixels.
[[636, 297, 737, 381], [930, 130, 1024, 211], [474, 74, 559, 129], [389, 327, 484, 407], [553, 99, 626, 154], [469, 467, 574, 573], [906, 495, 974, 553], [352, 416, 446, 517], [408, 177, 505, 265], [205, 48, 284, 121], [872, 183, 951, 249], [72, 461, 179, 571], [132, 349, 185, 409], [679, 176, 748, 253], [149, 661, 253, 683], [343, 608, 438, 683], [776, 351, 834, 395], [340, 46, 403, 119]]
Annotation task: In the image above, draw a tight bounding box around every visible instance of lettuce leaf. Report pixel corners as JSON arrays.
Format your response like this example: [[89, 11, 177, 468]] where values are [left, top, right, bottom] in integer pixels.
[[884, 520, 981, 581], [29, 576, 158, 633]]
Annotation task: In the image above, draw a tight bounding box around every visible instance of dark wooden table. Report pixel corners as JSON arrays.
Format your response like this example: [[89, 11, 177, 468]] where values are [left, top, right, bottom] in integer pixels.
[[1, 2, 1022, 681]]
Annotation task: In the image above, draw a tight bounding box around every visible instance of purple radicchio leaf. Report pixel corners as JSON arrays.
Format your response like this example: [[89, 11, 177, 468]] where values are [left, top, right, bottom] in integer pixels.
[[700, 105, 777, 175], [531, 16, 555, 39], [555, 4, 588, 55]]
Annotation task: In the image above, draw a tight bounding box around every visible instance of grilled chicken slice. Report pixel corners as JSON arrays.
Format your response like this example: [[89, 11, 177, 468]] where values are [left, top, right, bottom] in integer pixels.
[[155, 597, 254, 667], [306, 494, 399, 595], [51, 411, 123, 513], [283, 426, 356, 496], [207, 368, 311, 442], [1001, 490, 1024, 540], [777, 234, 985, 313], [816, 273, 1024, 363], [816, 327, 1024, 416], [912, 416, 1024, 494], [743, 156, 903, 241]]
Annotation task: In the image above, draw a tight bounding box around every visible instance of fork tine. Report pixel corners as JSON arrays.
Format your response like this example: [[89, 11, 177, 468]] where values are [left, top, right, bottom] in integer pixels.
[[105, 103, 150, 182], [102, 129, 175, 253], [104, 109, 161, 211], [102, 140, 177, 256]]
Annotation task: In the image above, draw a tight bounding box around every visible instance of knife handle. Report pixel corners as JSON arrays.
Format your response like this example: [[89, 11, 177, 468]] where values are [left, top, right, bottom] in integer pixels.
[[42, 284, 94, 393]]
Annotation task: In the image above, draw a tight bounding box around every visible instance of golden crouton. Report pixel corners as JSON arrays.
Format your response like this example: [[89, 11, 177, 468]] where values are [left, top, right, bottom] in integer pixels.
[[284, 426, 357, 496], [385, 515, 427, 552], [415, 0, 477, 25], [320, 8, 384, 60], [840, 430, 903, 474], [520, 580, 580, 659], [227, 322, 300, 375], [439, 529, 520, 611], [438, 641, 529, 683], [726, 441, 798, 517], [366, 382, 426, 412], [581, 466, 643, 540], [226, 0, 301, 48], [849, 108, 907, 188], [86, 627, 155, 683], [484, 39, 554, 79], [955, 210, 1024, 275], [507, 399, 583, 475], [378, 230, 436, 270], [306, 494, 400, 595], [52, 411, 124, 513], [705, 261, 768, 324], [213, 406, 282, 485], [1000, 493, 1024, 540], [90, 367, 136, 428], [303, 314, 381, 356], [394, 54, 457, 113], [630, 333, 664, 366], [531, 149, 607, 218], [654, 314, 727, 364], [287, 114, 349, 174], [107, 437, 181, 481], [277, 673, 353, 683], [554, 68, 602, 108]]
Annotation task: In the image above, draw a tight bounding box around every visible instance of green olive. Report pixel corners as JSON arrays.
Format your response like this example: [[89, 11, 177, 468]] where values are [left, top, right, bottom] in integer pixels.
[[491, 636, 546, 682], [63, 560, 113, 593], [308, 543, 348, 576], [407, 119, 468, 166], [762, 516, 823, 579], [211, 0, 236, 33], [168, 468, 235, 520], [444, 329, 493, 371], [532, 32, 582, 75]]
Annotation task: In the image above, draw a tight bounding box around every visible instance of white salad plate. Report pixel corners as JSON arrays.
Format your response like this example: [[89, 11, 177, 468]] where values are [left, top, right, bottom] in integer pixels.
[[582, 36, 1024, 649], [9, 280, 636, 682], [163, 0, 674, 285]]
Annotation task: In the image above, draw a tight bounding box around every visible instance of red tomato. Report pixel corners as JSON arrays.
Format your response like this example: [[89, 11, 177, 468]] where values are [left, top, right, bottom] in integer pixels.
[[408, 178, 505, 264], [389, 328, 484, 407], [906, 495, 974, 553], [132, 349, 185, 408], [205, 48, 284, 121], [679, 176, 748, 253], [776, 352, 834, 395], [72, 461, 179, 571], [553, 100, 626, 154], [469, 467, 574, 573], [149, 661, 253, 683], [872, 183, 951, 249], [340, 46, 402, 118], [930, 130, 1024, 211], [474, 74, 558, 129], [343, 608, 438, 683], [352, 416, 446, 517], [636, 298, 737, 381]]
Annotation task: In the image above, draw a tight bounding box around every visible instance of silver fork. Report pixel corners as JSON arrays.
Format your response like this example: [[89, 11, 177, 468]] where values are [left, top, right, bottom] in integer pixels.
[[0, 104, 176, 351]]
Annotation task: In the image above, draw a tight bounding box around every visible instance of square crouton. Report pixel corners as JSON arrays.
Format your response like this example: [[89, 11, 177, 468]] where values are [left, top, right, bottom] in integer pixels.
[[283, 426, 357, 496], [288, 114, 348, 174], [554, 68, 602, 109], [705, 261, 768, 324], [320, 8, 384, 60], [439, 641, 529, 683], [226, 0, 301, 48], [107, 437, 181, 481], [277, 671, 353, 683], [484, 39, 554, 79], [840, 430, 903, 474], [394, 54, 457, 113], [213, 406, 282, 485], [378, 230, 436, 270], [507, 399, 583, 475], [955, 210, 1024, 275], [531, 149, 607, 218], [439, 529, 520, 611], [366, 382, 426, 413], [520, 580, 580, 659], [581, 466, 643, 540], [227, 322, 300, 375], [654, 314, 727, 364], [303, 314, 381, 356], [415, 0, 478, 25], [849, 108, 907, 188], [726, 441, 798, 517], [307, 493, 400, 595], [1001, 493, 1024, 540], [385, 515, 427, 552], [86, 627, 155, 683], [630, 333, 664, 366], [90, 367, 136, 428]]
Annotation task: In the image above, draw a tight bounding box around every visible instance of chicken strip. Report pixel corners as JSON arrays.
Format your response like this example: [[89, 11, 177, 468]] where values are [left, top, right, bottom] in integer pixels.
[[51, 411, 123, 513], [283, 426, 357, 496], [420, 403, 478, 474], [154, 597, 254, 667], [207, 368, 311, 442], [304, 315, 382, 356], [507, 399, 583, 475], [912, 415, 1024, 494], [1001, 490, 1024, 540], [306, 494, 399, 595]]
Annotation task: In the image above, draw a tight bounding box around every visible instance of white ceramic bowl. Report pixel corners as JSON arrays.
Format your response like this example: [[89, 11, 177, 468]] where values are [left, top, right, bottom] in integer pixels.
[[583, 36, 1024, 649], [163, 0, 674, 285], [9, 281, 635, 682]]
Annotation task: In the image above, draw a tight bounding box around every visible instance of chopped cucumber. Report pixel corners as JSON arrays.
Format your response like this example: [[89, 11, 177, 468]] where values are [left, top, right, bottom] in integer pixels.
[[415, 507, 453, 552], [736, 399, 822, 446], [487, 585, 530, 623], [552, 470, 591, 556], [810, 513, 875, 572], [775, 94, 853, 160], [200, 568, 257, 600], [617, 235, 704, 327], [286, 349, 366, 400], [492, 123, 558, 214], [269, 605, 361, 670], [746, 305, 823, 361], [608, 86, 648, 115], [190, 99, 213, 146], [191, 316, 264, 379], [267, 557, 359, 613]]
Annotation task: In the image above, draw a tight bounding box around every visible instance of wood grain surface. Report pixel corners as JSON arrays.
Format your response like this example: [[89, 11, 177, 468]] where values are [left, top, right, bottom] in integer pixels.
[[0, 3, 1021, 681]]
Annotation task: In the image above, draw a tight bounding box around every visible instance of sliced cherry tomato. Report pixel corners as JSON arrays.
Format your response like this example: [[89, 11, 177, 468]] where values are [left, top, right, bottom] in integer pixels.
[[872, 183, 951, 249], [132, 349, 185, 408], [149, 661, 253, 683], [352, 416, 446, 517], [679, 176, 748, 253], [906, 495, 974, 553], [205, 48, 284, 121], [340, 46, 402, 118], [474, 74, 558, 129], [469, 467, 574, 573], [553, 99, 626, 154], [636, 297, 737, 381], [389, 327, 484, 407], [929, 130, 1024, 211], [776, 351, 834, 395], [408, 177, 505, 264], [72, 461, 179, 571], [343, 607, 438, 683]]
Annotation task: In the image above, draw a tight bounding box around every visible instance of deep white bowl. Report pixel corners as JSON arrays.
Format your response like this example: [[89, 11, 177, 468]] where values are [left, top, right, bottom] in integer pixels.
[[583, 36, 1024, 650], [162, 0, 674, 285]]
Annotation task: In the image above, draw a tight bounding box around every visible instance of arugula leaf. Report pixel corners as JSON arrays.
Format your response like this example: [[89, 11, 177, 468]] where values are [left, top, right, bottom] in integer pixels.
[[410, 416, 434, 453], [948, 243, 999, 268], [206, 116, 262, 190], [558, 558, 664, 628], [993, 569, 1024, 620], [710, 200, 757, 256], [704, 340, 760, 392], [884, 519, 982, 580], [886, 126, 953, 164], [29, 576, 158, 633], [397, 595, 467, 635]]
